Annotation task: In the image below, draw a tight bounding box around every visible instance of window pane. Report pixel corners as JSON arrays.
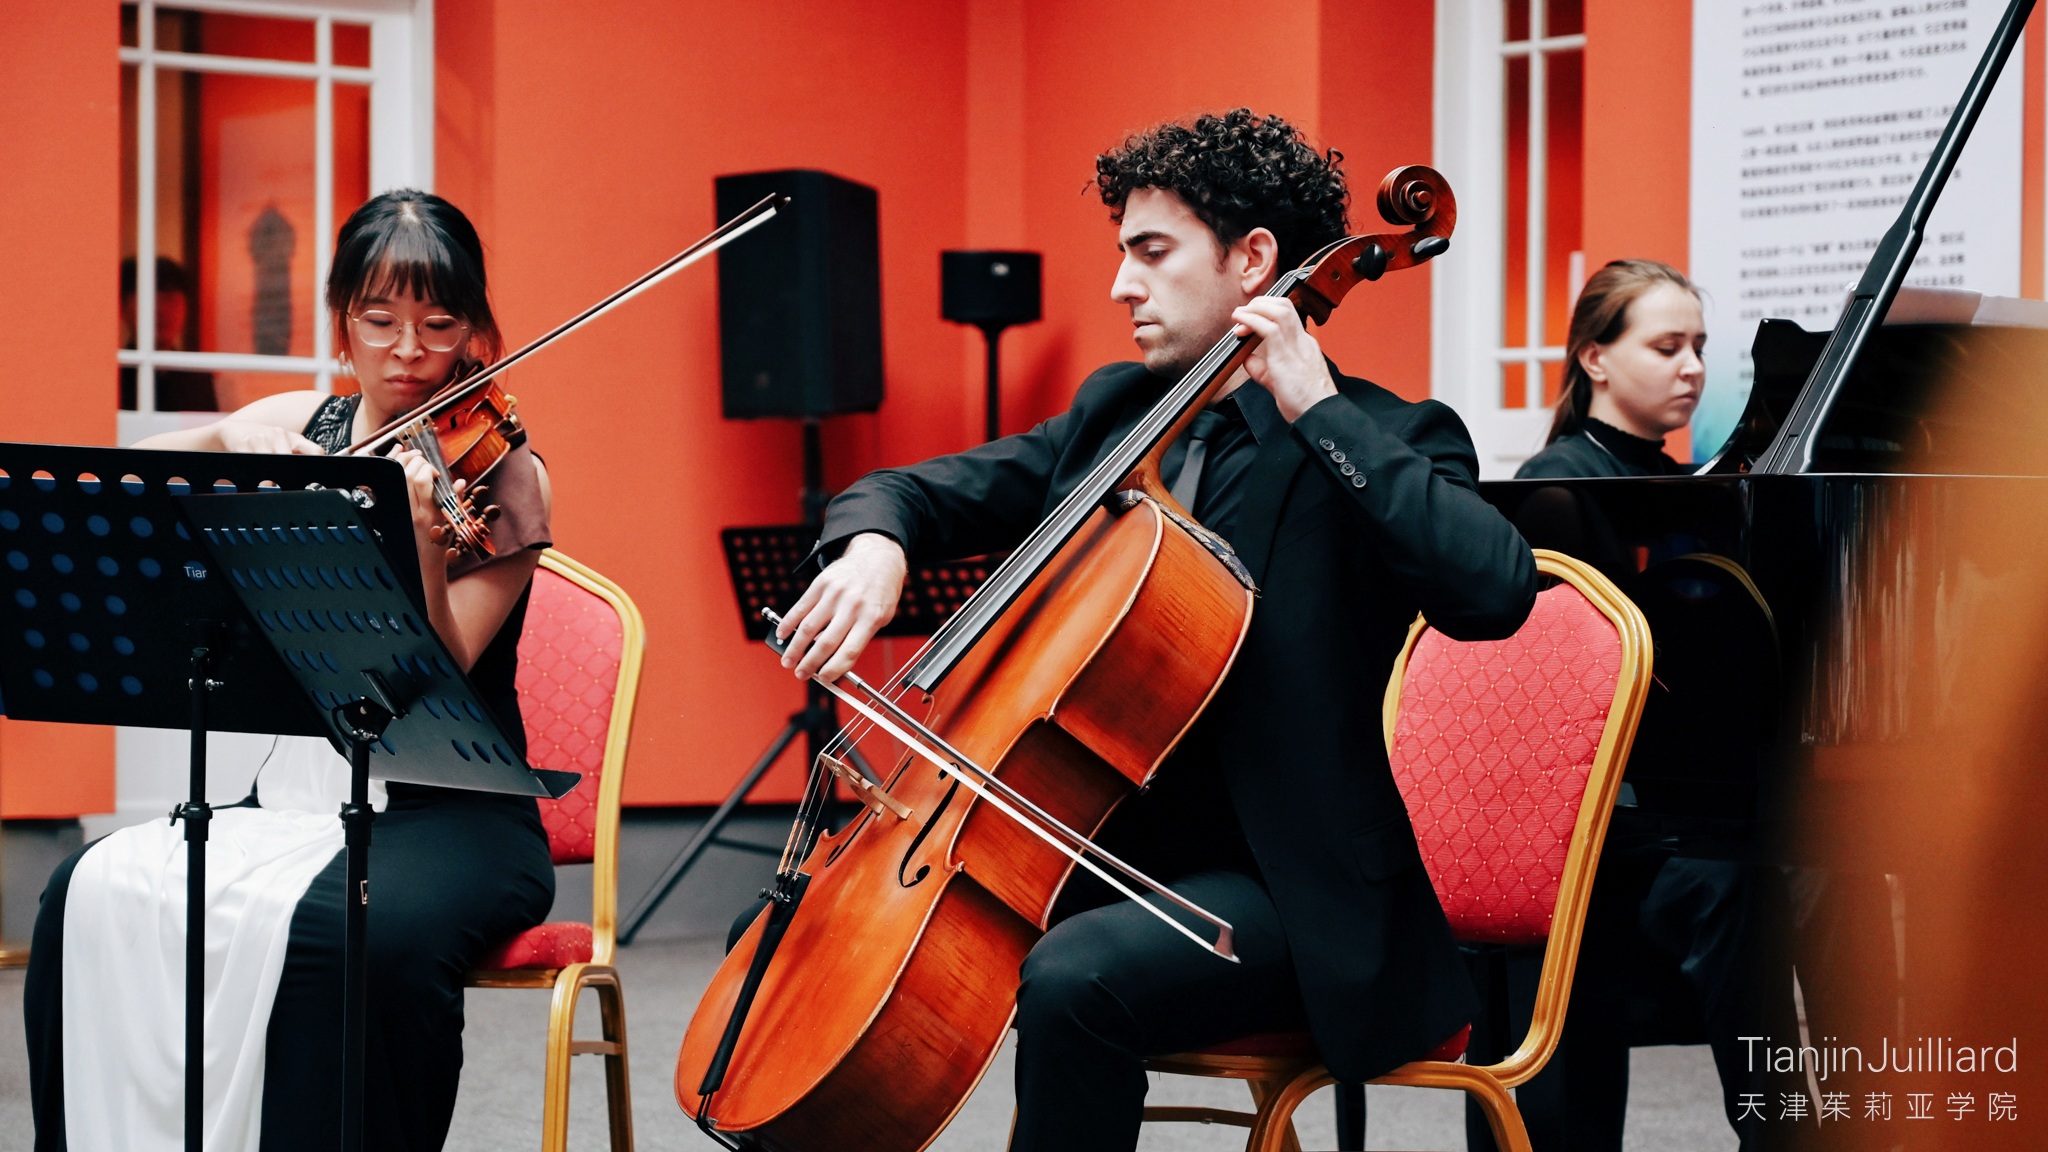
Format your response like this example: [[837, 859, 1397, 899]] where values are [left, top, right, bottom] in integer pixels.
[[184, 72, 319, 362], [337, 83, 371, 223], [183, 7, 317, 63], [1506, 0, 1530, 43], [120, 66, 208, 408], [1545, 50, 1585, 357], [1503, 54, 1531, 407], [334, 22, 372, 69], [1549, 0, 1584, 38]]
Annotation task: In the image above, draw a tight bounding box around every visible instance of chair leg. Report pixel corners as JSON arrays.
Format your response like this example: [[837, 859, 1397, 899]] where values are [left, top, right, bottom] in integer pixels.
[[593, 971, 635, 1151], [1464, 1072, 1532, 1152], [542, 964, 584, 1152], [1244, 1079, 1305, 1152], [1334, 1081, 1365, 1150], [541, 964, 636, 1152], [1248, 1068, 1334, 1152]]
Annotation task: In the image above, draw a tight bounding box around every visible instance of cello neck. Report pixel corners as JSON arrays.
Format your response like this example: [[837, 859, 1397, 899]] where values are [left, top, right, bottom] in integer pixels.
[[899, 268, 1306, 694], [900, 167, 1457, 693]]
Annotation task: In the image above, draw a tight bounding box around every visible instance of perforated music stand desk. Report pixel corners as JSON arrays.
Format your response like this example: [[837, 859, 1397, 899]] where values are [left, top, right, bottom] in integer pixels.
[[0, 443, 575, 1152]]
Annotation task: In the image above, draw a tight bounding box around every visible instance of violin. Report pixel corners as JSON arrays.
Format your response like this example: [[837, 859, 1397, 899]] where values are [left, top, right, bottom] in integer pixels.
[[340, 193, 786, 558], [675, 166, 1458, 1152], [377, 369, 524, 560]]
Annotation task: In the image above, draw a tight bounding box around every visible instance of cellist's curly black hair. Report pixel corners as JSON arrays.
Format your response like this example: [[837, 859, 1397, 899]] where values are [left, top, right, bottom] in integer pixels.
[[1096, 109, 1349, 274]]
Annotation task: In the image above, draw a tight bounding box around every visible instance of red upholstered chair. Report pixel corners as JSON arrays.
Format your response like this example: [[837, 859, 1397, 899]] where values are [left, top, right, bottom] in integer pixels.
[[1136, 550, 1651, 1152], [464, 550, 646, 1152]]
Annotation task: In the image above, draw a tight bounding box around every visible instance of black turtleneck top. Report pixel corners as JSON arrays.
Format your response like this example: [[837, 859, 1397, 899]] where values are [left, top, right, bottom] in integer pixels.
[[1516, 417, 1688, 479]]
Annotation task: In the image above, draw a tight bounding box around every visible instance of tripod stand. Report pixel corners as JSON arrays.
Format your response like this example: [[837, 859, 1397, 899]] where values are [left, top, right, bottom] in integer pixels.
[[619, 675, 860, 943], [620, 420, 844, 944]]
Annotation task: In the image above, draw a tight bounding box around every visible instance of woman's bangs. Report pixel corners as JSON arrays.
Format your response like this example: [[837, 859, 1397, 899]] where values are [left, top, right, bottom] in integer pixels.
[[352, 227, 474, 320]]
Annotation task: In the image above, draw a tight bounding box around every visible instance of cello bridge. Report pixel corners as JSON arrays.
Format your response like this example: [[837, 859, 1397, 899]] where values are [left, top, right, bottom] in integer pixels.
[[819, 753, 912, 820]]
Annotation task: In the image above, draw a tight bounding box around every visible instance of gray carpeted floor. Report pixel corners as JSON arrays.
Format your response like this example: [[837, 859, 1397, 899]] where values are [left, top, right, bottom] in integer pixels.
[[0, 809, 1740, 1150], [443, 936, 1737, 1152]]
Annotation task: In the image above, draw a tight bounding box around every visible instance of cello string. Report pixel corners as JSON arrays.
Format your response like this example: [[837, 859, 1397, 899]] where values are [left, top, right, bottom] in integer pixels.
[[816, 670, 1237, 960], [899, 267, 1309, 692], [789, 263, 1320, 859]]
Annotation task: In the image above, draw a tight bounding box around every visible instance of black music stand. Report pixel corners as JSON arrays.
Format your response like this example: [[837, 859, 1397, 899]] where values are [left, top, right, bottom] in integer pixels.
[[180, 489, 578, 1151], [616, 525, 996, 943], [0, 443, 575, 1152]]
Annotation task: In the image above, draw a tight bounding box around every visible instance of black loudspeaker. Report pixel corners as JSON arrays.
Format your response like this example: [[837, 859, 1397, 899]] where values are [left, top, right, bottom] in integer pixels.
[[941, 251, 1041, 328], [716, 170, 884, 419]]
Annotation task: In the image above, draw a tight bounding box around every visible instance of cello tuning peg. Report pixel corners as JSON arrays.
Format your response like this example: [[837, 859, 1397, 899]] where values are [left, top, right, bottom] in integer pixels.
[[1411, 236, 1450, 262], [482, 504, 502, 523], [1352, 243, 1390, 282]]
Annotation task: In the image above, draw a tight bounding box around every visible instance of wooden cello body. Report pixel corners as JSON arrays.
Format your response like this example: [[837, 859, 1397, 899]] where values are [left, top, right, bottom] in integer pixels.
[[678, 494, 1252, 1150], [675, 166, 1458, 1152]]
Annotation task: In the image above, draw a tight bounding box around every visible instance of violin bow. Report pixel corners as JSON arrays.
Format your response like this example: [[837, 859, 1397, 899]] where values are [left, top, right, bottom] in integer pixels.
[[346, 193, 786, 458]]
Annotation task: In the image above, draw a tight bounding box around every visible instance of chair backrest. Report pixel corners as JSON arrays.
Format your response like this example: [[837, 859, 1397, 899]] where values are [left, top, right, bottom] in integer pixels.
[[516, 550, 646, 963], [1382, 550, 1649, 1079]]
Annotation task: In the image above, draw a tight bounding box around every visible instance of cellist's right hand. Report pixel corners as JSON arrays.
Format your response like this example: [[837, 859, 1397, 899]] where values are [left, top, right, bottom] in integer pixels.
[[778, 532, 907, 682]]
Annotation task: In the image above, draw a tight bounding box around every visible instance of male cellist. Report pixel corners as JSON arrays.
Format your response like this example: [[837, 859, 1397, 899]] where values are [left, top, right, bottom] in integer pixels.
[[776, 108, 1538, 1151]]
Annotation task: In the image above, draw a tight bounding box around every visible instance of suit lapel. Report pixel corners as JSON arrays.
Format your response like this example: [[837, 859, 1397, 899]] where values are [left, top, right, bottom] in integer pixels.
[[1231, 431, 1306, 587]]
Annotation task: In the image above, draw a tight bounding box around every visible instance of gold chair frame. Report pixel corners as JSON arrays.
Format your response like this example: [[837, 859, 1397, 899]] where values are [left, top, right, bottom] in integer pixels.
[[1137, 549, 1653, 1152], [464, 549, 647, 1152]]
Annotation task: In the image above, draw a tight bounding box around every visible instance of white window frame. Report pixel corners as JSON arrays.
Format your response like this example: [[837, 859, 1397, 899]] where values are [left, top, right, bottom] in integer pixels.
[[117, 0, 433, 441], [1433, 0, 1584, 478]]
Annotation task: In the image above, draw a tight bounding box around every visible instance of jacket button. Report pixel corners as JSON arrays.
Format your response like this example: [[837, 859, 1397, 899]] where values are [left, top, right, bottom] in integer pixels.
[[1351, 474, 1367, 488], [1318, 437, 1336, 451], [1340, 463, 1357, 477], [1330, 450, 1347, 464]]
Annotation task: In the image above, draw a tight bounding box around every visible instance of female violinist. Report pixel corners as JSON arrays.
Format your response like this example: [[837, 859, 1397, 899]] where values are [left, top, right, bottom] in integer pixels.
[[25, 189, 555, 1151]]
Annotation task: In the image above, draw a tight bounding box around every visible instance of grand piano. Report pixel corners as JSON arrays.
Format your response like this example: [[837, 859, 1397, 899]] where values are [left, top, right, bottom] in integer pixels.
[[1457, 3, 2048, 1130], [1479, 292, 2048, 868]]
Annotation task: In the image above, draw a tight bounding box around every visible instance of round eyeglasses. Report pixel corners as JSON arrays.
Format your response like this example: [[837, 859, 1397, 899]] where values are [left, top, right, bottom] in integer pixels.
[[350, 310, 470, 353]]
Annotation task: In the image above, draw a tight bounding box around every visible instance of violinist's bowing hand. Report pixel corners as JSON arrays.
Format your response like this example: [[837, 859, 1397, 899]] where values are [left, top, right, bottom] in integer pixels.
[[1233, 296, 1337, 422], [215, 418, 326, 456], [778, 532, 907, 682]]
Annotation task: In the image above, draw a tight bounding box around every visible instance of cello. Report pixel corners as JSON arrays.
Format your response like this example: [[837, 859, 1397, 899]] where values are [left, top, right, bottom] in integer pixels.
[[676, 166, 1458, 1152]]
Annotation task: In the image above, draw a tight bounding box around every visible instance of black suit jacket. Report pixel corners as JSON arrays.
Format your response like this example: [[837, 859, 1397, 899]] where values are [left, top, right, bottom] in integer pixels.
[[817, 360, 1537, 1081]]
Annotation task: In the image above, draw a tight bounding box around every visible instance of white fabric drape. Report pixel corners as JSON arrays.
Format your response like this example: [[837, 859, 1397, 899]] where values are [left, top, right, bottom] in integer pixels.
[[62, 736, 383, 1152]]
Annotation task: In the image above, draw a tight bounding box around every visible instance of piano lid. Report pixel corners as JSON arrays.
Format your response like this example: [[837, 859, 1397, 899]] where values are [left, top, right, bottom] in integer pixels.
[[1705, 288, 2048, 477]]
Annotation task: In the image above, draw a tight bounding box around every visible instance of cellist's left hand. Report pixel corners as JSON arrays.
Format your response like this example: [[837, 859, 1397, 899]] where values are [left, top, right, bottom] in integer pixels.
[[1232, 296, 1337, 422]]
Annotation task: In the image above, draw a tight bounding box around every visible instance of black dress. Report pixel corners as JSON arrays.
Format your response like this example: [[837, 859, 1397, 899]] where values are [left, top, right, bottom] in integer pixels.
[[1516, 417, 1688, 479], [26, 393, 557, 1152]]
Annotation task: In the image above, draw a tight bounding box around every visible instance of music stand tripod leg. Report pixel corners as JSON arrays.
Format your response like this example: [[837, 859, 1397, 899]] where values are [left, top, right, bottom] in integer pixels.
[[332, 698, 392, 1152], [181, 640, 220, 1152]]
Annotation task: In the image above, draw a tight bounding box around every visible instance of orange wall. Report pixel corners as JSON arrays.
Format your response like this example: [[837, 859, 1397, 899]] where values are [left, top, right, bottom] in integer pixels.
[[1583, 0, 1691, 459], [439, 0, 973, 805], [441, 0, 1441, 805], [1007, 0, 1439, 418], [0, 5, 120, 817]]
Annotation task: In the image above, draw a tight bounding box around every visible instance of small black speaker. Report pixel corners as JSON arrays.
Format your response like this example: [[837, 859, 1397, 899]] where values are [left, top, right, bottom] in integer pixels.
[[942, 251, 1042, 329], [716, 170, 884, 420]]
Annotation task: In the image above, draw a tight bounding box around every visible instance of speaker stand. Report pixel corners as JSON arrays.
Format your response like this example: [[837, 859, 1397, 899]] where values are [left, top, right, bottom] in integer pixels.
[[618, 416, 848, 942], [975, 321, 1016, 443]]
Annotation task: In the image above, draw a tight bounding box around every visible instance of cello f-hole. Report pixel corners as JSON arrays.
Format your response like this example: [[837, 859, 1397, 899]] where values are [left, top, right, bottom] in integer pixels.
[[898, 778, 961, 889]]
